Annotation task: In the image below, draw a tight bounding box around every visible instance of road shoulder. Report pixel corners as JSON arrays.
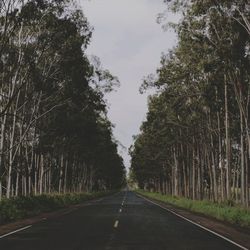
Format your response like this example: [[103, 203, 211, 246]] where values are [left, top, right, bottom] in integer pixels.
[[136, 192, 250, 250], [0, 191, 120, 238]]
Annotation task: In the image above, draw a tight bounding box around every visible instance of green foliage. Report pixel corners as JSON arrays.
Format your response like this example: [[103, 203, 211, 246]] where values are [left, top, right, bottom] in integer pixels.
[[130, 0, 250, 206], [0, 0, 125, 196]]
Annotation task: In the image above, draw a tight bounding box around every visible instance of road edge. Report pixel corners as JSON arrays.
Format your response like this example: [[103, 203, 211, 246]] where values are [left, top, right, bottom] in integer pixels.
[[0, 191, 121, 238], [136, 192, 250, 250]]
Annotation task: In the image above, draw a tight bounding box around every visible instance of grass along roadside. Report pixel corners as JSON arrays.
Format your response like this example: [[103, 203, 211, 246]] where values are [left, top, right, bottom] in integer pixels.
[[0, 191, 115, 225], [136, 190, 250, 229]]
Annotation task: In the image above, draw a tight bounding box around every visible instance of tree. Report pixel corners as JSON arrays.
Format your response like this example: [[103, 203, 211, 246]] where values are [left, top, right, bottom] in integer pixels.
[[0, 0, 125, 199], [131, 0, 250, 207]]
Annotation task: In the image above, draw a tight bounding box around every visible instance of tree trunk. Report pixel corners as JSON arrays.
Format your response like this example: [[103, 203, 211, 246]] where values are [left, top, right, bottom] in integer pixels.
[[240, 108, 245, 205], [59, 154, 64, 193], [39, 155, 44, 195], [224, 76, 231, 200]]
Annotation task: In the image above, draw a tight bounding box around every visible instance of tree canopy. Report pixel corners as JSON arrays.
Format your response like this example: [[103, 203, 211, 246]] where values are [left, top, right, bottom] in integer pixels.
[[0, 0, 126, 198], [130, 0, 250, 207]]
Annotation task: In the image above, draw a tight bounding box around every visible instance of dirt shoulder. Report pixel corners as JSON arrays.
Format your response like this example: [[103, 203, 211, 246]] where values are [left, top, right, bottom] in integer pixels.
[[137, 193, 250, 250]]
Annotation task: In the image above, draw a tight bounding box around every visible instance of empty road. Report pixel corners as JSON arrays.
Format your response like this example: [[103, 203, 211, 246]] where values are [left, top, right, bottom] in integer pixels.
[[0, 191, 246, 250]]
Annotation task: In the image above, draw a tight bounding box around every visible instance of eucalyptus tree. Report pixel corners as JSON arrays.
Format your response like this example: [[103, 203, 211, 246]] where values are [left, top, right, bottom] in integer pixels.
[[0, 0, 125, 199], [131, 0, 250, 207]]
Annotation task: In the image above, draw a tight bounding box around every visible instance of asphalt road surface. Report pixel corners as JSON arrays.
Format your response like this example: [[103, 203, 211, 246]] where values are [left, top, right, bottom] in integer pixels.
[[0, 191, 245, 250]]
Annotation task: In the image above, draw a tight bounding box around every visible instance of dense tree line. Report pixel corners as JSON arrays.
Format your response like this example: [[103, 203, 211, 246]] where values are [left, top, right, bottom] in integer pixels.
[[130, 0, 250, 207], [0, 0, 125, 199]]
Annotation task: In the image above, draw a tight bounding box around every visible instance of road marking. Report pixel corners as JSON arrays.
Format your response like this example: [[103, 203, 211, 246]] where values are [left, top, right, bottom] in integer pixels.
[[114, 220, 119, 228], [137, 194, 248, 250], [0, 225, 32, 239], [119, 208, 122, 213]]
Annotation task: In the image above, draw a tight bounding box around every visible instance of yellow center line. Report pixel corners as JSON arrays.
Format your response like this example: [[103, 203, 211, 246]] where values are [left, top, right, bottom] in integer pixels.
[[114, 220, 119, 228]]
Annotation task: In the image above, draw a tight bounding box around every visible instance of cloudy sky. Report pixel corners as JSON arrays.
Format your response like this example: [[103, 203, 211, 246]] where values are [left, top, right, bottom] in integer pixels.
[[79, 0, 178, 170]]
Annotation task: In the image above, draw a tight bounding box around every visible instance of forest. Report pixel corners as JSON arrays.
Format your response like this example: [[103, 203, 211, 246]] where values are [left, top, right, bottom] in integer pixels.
[[130, 0, 250, 207], [0, 0, 125, 200]]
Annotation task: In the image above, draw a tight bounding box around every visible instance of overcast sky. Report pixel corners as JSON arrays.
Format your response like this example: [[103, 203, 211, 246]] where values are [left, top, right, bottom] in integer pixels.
[[79, 0, 178, 170]]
